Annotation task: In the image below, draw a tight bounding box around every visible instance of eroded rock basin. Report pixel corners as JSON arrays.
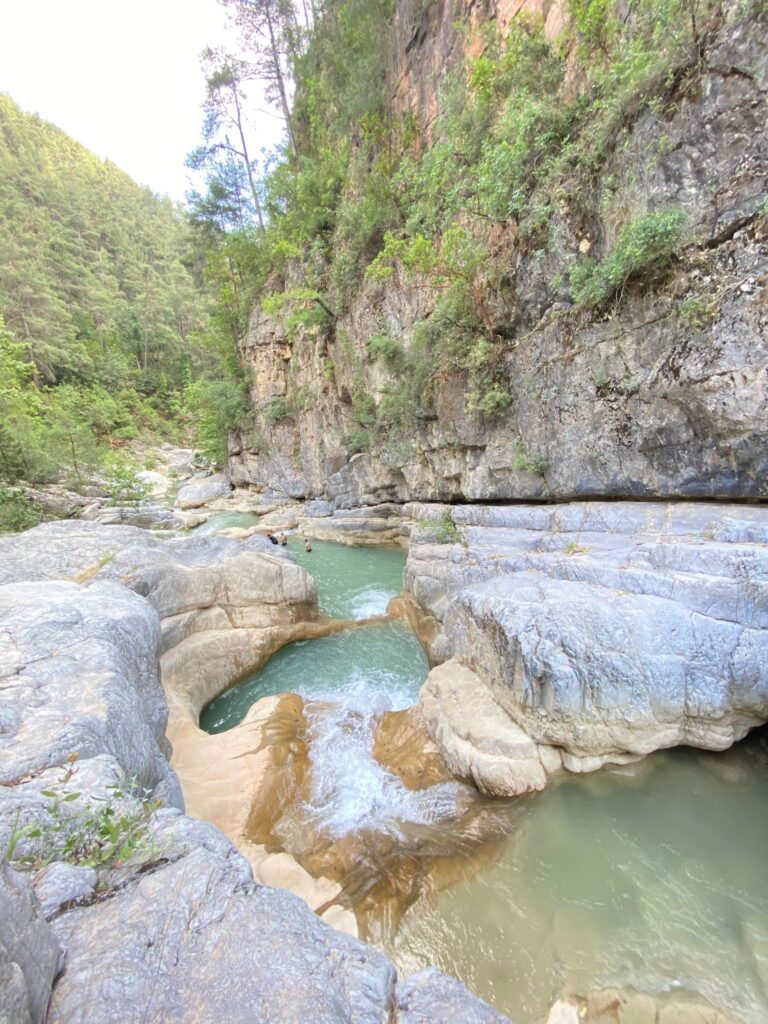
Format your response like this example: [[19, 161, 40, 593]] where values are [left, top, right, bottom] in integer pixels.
[[199, 536, 768, 1024]]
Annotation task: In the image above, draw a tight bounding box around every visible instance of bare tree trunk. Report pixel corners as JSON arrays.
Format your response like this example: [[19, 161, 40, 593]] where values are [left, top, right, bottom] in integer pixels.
[[265, 4, 297, 155], [231, 89, 266, 226]]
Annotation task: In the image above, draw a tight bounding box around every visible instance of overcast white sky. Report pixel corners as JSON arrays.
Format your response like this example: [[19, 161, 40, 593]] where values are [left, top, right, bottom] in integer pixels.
[[0, 0, 285, 202]]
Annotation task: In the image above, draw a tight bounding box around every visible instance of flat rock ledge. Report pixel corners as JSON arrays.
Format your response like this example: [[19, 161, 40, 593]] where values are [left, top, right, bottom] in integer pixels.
[[0, 519, 507, 1024], [408, 501, 768, 797]]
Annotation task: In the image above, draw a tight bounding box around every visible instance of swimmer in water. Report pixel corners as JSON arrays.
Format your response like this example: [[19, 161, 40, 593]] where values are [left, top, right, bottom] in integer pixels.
[[304, 538, 312, 552]]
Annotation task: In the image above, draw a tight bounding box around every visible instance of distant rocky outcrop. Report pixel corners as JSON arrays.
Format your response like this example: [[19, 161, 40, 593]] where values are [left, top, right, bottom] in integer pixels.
[[404, 501, 768, 796], [175, 472, 233, 510]]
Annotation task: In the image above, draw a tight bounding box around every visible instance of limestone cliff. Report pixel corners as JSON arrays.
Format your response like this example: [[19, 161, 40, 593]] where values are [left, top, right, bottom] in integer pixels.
[[228, 0, 767, 504]]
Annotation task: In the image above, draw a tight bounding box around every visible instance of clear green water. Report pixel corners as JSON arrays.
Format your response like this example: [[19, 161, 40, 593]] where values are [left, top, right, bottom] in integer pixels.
[[387, 735, 768, 1024], [200, 621, 438, 836], [285, 536, 408, 619], [200, 621, 427, 733], [192, 511, 262, 534]]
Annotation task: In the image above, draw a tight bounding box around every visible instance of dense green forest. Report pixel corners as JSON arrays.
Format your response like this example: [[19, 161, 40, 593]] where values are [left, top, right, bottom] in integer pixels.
[[0, 92, 247, 512]]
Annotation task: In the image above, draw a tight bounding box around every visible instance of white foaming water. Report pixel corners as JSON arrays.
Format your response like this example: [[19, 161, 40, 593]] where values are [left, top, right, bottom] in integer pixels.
[[349, 586, 392, 619], [285, 672, 460, 839]]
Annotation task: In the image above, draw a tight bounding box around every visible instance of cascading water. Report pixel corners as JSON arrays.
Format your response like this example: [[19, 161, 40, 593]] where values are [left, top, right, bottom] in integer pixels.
[[201, 616, 462, 838]]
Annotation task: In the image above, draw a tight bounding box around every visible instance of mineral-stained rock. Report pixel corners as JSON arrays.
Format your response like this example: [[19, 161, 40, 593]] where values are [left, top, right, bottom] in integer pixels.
[[0, 861, 62, 1024], [408, 501, 768, 792], [396, 967, 511, 1024], [373, 705, 455, 790], [175, 472, 232, 509]]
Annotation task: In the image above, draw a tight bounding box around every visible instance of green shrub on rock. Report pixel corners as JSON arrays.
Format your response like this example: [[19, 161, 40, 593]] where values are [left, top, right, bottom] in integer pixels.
[[101, 453, 152, 507], [570, 207, 687, 306], [0, 486, 43, 533]]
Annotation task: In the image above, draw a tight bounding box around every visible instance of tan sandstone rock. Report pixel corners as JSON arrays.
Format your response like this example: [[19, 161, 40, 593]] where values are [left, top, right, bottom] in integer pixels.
[[420, 660, 561, 797]]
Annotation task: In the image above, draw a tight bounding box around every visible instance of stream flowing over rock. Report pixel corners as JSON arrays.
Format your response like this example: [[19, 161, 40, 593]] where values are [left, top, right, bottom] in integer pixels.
[[0, 519, 507, 1024], [402, 501, 768, 796]]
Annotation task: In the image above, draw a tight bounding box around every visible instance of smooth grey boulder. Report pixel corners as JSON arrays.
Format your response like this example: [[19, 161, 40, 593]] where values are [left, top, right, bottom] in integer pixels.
[[0, 860, 61, 1024], [48, 826, 396, 1024], [81, 504, 185, 530], [0, 520, 314, 629], [0, 520, 165, 587], [175, 473, 232, 509], [0, 580, 180, 807], [396, 968, 511, 1023], [448, 571, 767, 756]]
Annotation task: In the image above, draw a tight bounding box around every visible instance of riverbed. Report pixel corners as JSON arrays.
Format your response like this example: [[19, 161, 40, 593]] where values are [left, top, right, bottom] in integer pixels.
[[200, 536, 768, 1023]]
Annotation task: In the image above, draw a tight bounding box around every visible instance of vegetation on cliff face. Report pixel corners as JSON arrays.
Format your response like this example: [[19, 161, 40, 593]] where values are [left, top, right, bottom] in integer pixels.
[[0, 93, 248, 493], [190, 0, 764, 466]]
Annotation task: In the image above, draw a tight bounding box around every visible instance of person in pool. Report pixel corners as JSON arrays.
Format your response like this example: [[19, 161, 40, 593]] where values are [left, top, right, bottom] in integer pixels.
[[304, 538, 312, 552], [279, 532, 288, 545], [267, 533, 279, 545]]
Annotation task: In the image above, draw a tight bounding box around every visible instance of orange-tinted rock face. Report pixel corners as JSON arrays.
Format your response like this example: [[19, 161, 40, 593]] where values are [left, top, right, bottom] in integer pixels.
[[388, 0, 566, 143]]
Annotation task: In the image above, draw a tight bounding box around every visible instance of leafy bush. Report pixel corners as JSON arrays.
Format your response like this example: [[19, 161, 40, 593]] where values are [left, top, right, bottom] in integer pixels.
[[339, 427, 371, 453], [570, 208, 687, 306], [264, 395, 292, 423], [511, 439, 549, 475], [369, 333, 406, 373], [0, 486, 43, 533], [101, 453, 152, 507], [184, 375, 251, 466], [417, 509, 461, 544]]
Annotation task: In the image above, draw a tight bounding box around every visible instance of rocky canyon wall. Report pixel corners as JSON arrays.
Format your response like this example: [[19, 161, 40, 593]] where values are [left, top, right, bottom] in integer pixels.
[[229, 0, 767, 505]]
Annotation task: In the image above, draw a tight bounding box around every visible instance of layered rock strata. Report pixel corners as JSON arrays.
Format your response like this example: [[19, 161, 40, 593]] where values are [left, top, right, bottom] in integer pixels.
[[405, 500, 768, 795]]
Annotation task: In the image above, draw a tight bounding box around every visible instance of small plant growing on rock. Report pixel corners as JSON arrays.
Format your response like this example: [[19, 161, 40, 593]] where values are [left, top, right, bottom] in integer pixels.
[[678, 294, 719, 331], [511, 439, 549, 475], [264, 396, 292, 423], [570, 207, 687, 307], [418, 510, 461, 544], [369, 332, 406, 373], [8, 765, 160, 872], [564, 541, 590, 555]]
